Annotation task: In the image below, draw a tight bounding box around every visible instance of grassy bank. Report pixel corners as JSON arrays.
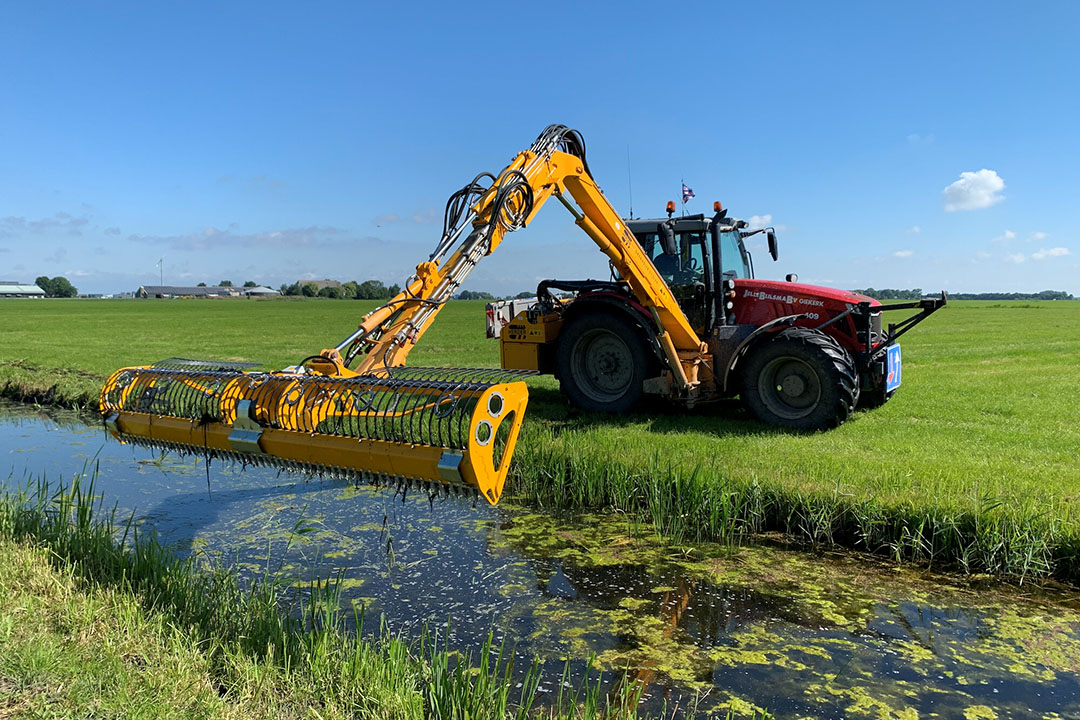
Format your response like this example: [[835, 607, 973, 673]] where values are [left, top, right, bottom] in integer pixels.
[[1, 297, 1078, 581], [2, 476, 764, 719]]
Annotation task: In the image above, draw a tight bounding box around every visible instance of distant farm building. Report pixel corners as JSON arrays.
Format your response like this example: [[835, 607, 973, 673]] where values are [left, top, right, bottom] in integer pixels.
[[302, 279, 341, 291], [137, 285, 238, 298], [136, 285, 280, 298], [0, 281, 46, 298], [244, 285, 281, 296]]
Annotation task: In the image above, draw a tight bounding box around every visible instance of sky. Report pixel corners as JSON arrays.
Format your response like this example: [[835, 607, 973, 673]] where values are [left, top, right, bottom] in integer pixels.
[[1, 2, 1078, 296]]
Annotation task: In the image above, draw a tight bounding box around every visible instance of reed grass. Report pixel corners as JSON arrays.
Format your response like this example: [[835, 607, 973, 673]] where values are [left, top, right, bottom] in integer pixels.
[[509, 429, 1072, 583], [0, 470, 770, 719]]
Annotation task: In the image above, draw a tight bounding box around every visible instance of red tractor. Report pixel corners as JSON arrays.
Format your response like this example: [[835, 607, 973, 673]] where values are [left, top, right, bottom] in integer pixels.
[[490, 202, 946, 430]]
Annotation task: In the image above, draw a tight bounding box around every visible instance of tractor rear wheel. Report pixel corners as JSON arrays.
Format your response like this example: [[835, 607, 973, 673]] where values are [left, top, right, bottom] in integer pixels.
[[556, 312, 652, 413], [740, 327, 858, 431]]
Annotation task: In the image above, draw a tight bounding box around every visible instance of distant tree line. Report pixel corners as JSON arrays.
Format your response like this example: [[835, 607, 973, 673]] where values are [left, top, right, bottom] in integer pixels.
[[278, 280, 402, 299], [272, 283, 536, 302], [946, 290, 1074, 301], [852, 288, 925, 300], [855, 288, 1074, 301], [453, 290, 538, 301], [35, 276, 78, 298], [454, 290, 496, 300]]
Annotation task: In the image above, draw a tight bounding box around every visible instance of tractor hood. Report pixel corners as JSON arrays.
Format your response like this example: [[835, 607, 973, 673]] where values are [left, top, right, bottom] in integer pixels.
[[730, 278, 880, 331], [734, 279, 880, 308]]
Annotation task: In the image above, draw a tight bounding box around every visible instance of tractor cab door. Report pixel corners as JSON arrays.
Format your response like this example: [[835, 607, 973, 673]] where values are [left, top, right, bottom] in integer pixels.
[[637, 230, 713, 334]]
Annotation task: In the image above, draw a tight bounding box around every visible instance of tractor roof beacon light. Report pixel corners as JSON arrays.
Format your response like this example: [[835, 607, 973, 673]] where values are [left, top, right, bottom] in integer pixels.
[[666, 201, 675, 218]]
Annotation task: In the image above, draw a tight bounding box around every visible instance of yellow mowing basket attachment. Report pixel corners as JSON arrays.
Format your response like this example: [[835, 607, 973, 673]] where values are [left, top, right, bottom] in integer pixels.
[[99, 359, 532, 505]]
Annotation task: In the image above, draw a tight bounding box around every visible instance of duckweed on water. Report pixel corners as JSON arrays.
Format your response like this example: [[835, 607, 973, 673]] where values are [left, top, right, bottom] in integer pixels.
[[487, 508, 1080, 719]]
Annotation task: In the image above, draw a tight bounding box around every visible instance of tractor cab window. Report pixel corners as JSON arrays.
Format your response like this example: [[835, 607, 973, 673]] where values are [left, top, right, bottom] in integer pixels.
[[718, 229, 750, 279], [673, 232, 707, 286], [643, 231, 709, 331], [639, 232, 706, 287]]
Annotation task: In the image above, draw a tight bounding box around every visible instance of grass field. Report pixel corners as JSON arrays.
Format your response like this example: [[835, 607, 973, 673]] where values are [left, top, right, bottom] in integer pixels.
[[2, 297, 1079, 581]]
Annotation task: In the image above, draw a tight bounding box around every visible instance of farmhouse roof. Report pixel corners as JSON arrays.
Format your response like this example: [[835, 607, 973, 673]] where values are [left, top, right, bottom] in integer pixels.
[[300, 279, 341, 291], [0, 283, 47, 296], [138, 285, 235, 297]]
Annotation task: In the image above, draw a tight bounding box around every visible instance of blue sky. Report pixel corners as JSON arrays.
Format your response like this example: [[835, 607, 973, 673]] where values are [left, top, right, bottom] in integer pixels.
[[1, 2, 1077, 296]]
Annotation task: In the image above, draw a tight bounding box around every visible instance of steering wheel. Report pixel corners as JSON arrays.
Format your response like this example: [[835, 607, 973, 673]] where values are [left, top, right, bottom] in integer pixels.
[[675, 257, 701, 283]]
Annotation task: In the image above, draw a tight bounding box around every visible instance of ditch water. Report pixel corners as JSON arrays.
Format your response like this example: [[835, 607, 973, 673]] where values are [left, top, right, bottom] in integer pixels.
[[2, 399, 1078, 719]]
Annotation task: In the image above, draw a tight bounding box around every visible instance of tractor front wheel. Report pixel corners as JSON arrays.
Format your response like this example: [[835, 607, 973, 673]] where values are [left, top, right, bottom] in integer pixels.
[[741, 327, 859, 431]]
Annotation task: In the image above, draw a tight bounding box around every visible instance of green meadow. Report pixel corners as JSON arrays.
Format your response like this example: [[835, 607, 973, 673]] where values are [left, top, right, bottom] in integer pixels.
[[2, 297, 1078, 581]]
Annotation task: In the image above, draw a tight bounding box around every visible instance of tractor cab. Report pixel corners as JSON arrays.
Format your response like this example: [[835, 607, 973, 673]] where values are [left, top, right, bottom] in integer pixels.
[[626, 203, 772, 335]]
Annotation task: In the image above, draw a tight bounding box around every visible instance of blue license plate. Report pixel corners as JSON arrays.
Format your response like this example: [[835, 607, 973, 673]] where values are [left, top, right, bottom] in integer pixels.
[[885, 344, 902, 392]]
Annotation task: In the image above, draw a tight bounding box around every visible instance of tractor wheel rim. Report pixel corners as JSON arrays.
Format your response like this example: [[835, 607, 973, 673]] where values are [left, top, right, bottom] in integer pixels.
[[572, 328, 633, 403], [759, 356, 822, 420]]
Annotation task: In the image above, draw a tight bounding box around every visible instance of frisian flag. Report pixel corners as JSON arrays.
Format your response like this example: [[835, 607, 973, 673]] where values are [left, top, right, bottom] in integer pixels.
[[682, 183, 695, 203]]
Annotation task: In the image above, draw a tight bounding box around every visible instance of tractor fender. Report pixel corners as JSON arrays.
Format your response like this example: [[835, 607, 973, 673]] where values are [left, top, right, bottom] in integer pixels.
[[720, 313, 810, 392], [558, 294, 667, 375]]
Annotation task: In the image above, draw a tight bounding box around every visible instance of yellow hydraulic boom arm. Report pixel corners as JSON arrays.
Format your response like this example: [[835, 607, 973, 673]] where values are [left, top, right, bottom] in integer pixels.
[[324, 125, 708, 391], [98, 126, 699, 507]]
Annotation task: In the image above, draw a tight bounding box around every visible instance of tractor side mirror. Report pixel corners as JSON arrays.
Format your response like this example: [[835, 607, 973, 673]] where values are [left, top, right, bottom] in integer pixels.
[[767, 230, 778, 261], [786, 273, 799, 283], [657, 222, 678, 256]]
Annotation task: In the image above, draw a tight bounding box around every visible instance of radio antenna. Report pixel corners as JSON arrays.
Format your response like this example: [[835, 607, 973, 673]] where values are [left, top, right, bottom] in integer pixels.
[[626, 144, 634, 219]]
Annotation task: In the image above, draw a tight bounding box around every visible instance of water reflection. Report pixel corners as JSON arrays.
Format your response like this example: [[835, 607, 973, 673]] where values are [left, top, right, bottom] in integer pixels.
[[1, 400, 1078, 719]]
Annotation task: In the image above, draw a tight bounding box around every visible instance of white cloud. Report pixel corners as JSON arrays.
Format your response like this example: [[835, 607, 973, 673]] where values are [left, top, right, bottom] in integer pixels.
[[908, 226, 921, 234], [1007, 252, 1025, 264], [991, 229, 1016, 245], [374, 208, 439, 226], [943, 169, 1005, 211], [907, 133, 934, 146], [411, 208, 439, 224], [975, 250, 992, 260], [746, 214, 772, 230], [0, 211, 90, 238], [893, 250, 914, 258], [1029, 231, 1048, 242], [1032, 247, 1070, 260], [127, 225, 350, 251]]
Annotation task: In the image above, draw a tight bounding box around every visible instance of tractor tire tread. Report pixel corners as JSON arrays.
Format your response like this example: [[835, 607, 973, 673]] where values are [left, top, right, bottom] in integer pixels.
[[741, 326, 859, 431]]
